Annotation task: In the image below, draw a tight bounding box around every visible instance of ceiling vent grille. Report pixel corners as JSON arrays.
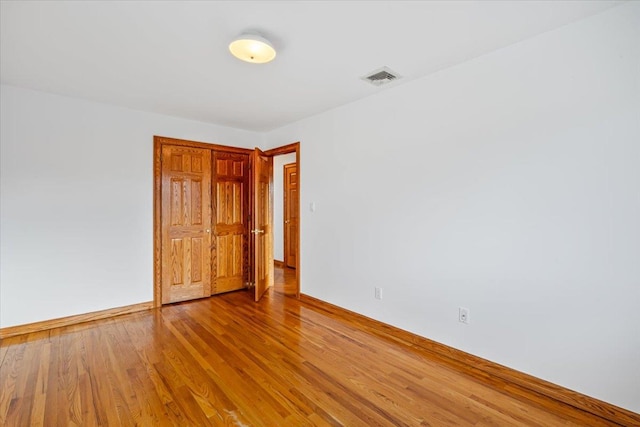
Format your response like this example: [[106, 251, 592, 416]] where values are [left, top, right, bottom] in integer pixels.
[[361, 67, 401, 86]]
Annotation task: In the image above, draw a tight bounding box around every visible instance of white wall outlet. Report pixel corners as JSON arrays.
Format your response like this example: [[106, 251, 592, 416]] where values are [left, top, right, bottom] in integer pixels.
[[459, 307, 470, 324], [374, 287, 382, 300]]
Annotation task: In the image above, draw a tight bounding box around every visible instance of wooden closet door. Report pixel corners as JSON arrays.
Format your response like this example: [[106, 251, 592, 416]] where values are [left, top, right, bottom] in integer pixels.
[[212, 152, 250, 294], [161, 145, 212, 304]]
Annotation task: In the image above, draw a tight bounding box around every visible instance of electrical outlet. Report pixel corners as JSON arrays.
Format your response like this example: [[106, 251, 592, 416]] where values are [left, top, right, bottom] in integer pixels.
[[459, 307, 470, 324], [374, 287, 382, 300]]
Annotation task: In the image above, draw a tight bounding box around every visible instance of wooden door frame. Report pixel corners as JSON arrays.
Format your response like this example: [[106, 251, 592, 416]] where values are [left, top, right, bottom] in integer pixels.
[[263, 142, 301, 298], [153, 136, 253, 307]]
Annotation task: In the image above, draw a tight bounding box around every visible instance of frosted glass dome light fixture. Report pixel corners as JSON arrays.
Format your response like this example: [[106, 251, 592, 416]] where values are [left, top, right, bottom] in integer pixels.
[[229, 32, 276, 64]]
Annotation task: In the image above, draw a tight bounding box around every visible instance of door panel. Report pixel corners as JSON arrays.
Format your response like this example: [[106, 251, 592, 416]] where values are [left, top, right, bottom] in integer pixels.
[[284, 163, 298, 269], [212, 152, 249, 294], [252, 148, 273, 302], [161, 146, 212, 304]]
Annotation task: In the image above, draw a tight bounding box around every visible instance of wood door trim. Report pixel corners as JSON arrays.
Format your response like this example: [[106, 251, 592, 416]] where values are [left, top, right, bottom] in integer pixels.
[[154, 138, 162, 307], [154, 136, 252, 307], [263, 142, 299, 157], [155, 136, 253, 154], [299, 293, 640, 426], [0, 301, 153, 339]]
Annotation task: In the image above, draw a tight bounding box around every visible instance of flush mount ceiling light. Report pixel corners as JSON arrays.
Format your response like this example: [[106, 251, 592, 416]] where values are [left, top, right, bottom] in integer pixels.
[[229, 32, 276, 64]]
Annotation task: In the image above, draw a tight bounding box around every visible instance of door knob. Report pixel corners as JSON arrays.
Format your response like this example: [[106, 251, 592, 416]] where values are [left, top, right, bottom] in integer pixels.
[[251, 229, 264, 234], [206, 229, 211, 233]]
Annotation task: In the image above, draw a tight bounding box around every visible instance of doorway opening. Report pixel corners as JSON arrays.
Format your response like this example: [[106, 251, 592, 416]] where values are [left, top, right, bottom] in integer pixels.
[[264, 143, 300, 298], [273, 153, 297, 295]]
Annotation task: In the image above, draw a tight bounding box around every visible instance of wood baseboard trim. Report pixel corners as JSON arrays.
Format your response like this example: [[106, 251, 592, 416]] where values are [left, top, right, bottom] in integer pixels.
[[299, 294, 639, 426], [0, 301, 154, 339], [274, 260, 284, 268]]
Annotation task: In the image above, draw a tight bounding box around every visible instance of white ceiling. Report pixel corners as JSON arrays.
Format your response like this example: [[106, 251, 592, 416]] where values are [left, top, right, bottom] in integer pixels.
[[0, 1, 622, 132]]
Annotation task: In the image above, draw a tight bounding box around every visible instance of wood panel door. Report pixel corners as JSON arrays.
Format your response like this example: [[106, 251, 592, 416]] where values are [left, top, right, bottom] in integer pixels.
[[283, 163, 298, 269], [161, 145, 212, 304], [252, 148, 273, 302], [212, 152, 249, 294]]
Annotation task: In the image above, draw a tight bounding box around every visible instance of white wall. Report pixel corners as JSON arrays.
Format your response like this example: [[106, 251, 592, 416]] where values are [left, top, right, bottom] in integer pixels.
[[265, 3, 640, 413], [273, 153, 297, 262], [0, 85, 261, 328]]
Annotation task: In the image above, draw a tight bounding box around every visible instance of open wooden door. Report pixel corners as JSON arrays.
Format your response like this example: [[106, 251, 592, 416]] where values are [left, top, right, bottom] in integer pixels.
[[252, 148, 273, 302], [161, 145, 212, 304]]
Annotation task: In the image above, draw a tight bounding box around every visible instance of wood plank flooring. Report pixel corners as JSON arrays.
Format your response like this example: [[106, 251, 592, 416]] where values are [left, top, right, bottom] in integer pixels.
[[0, 281, 623, 426], [274, 264, 297, 295]]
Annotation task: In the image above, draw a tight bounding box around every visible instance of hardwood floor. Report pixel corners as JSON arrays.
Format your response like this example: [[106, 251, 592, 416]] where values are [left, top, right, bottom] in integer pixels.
[[274, 264, 297, 295], [0, 288, 625, 426]]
